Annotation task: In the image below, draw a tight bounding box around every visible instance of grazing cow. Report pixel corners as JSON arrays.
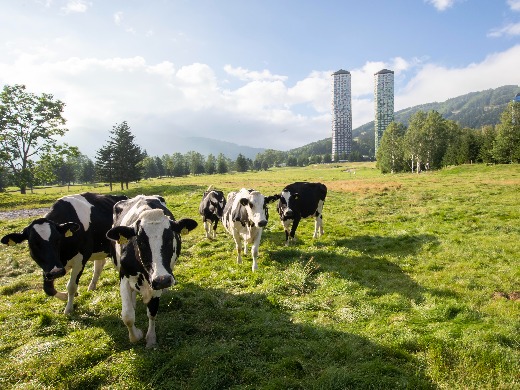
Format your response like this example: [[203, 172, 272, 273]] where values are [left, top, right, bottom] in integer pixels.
[[222, 188, 279, 271], [106, 195, 197, 348], [276, 182, 327, 245], [1, 192, 128, 314], [199, 186, 226, 239]]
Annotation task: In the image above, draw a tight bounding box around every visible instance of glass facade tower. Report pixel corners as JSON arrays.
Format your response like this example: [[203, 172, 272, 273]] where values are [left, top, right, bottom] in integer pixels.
[[331, 69, 352, 160], [374, 69, 394, 154]]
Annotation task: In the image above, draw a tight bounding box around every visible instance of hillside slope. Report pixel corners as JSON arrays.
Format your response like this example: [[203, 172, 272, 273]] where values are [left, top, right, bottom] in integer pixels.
[[289, 85, 520, 157]]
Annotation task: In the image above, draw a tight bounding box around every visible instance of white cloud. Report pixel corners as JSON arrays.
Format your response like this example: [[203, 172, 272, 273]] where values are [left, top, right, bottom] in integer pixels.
[[61, 0, 90, 14], [1, 40, 519, 156], [397, 44, 520, 110], [114, 11, 123, 26], [425, 0, 457, 11], [288, 71, 330, 112], [224, 65, 287, 82], [509, 0, 520, 11], [488, 22, 520, 37]]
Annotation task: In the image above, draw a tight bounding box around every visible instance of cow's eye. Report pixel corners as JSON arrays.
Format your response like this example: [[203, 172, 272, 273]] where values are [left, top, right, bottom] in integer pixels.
[[249, 201, 254, 208]]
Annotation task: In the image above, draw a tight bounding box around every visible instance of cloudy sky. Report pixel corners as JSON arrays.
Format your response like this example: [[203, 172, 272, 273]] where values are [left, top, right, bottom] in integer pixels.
[[1, 0, 520, 158]]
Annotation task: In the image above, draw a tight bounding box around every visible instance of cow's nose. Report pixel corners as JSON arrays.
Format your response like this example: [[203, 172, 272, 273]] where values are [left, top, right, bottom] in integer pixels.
[[258, 220, 267, 228], [151, 274, 175, 290], [44, 267, 66, 281]]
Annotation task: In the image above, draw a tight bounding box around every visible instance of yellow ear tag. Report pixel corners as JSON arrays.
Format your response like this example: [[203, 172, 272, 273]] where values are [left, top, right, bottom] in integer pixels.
[[65, 230, 73, 238], [181, 228, 189, 235], [8, 239, 15, 246], [118, 235, 129, 245]]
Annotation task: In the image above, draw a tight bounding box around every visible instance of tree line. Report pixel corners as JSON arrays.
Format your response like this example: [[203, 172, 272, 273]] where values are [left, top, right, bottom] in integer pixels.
[[376, 102, 520, 173], [2, 83, 519, 193]]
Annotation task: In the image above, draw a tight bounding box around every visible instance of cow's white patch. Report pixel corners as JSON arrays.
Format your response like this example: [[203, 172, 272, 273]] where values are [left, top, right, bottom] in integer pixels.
[[34, 223, 52, 241], [140, 209, 172, 280], [62, 194, 93, 231]]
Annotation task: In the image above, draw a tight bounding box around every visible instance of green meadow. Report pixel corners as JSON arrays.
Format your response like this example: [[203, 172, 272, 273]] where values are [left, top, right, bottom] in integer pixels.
[[0, 162, 518, 389]]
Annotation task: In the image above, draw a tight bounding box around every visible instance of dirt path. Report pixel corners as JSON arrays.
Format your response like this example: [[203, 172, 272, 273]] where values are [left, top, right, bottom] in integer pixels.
[[0, 208, 50, 220]]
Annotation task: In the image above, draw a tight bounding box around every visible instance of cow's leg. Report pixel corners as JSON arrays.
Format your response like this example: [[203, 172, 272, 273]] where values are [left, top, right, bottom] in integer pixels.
[[251, 232, 262, 272], [145, 294, 161, 348], [203, 219, 211, 239], [64, 254, 84, 314], [43, 279, 67, 301], [88, 258, 106, 291], [120, 278, 143, 343], [314, 214, 324, 238], [282, 219, 292, 246], [315, 200, 325, 238], [232, 232, 243, 264], [289, 217, 301, 244], [212, 219, 218, 239]]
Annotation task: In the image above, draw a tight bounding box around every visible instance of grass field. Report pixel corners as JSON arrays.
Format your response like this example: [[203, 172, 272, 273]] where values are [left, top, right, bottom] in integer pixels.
[[0, 162, 518, 389]]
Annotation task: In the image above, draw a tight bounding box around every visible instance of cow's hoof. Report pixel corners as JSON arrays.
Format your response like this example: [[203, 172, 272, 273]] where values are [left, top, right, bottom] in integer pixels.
[[129, 328, 144, 343], [55, 291, 68, 301]]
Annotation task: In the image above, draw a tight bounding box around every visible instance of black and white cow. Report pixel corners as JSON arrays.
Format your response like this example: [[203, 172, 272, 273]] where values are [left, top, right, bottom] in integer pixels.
[[106, 195, 197, 348], [276, 182, 327, 245], [199, 186, 226, 239], [222, 188, 279, 271], [1, 192, 128, 314]]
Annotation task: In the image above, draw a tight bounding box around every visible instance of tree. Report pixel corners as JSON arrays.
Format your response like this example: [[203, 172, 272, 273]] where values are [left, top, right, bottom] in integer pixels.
[[171, 152, 186, 176], [216, 153, 228, 174], [161, 154, 173, 176], [95, 143, 115, 190], [154, 156, 165, 177], [205, 153, 216, 174], [97, 121, 145, 190], [478, 125, 496, 164], [139, 156, 158, 179], [492, 102, 520, 163], [80, 157, 95, 183], [0, 84, 74, 193], [323, 153, 332, 163], [186, 151, 205, 175], [235, 153, 248, 172], [376, 122, 407, 173]]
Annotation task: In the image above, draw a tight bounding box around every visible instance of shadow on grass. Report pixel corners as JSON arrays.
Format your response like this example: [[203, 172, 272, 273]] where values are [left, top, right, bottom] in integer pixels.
[[263, 233, 439, 303], [73, 284, 437, 390], [335, 234, 439, 257]]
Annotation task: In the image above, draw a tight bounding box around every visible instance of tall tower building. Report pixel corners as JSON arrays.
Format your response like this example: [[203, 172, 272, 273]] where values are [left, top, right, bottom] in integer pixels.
[[374, 69, 394, 154], [331, 69, 352, 160]]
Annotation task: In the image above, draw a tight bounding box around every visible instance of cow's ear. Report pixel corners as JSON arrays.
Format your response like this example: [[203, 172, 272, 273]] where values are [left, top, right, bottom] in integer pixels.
[[170, 218, 198, 235], [57, 222, 80, 237], [1, 232, 28, 246], [265, 194, 280, 204], [106, 226, 136, 244], [239, 197, 249, 206]]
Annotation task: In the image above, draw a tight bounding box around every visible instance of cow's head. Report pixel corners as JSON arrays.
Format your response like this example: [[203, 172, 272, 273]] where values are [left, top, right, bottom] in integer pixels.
[[1, 218, 80, 281], [205, 190, 226, 219], [277, 189, 300, 220], [106, 209, 197, 290], [238, 190, 279, 228]]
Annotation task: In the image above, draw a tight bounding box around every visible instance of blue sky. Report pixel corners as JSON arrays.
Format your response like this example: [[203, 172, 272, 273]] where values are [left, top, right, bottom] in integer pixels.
[[1, 0, 520, 157]]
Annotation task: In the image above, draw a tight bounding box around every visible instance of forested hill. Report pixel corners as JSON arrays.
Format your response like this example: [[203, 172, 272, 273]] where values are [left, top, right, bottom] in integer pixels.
[[288, 85, 520, 157]]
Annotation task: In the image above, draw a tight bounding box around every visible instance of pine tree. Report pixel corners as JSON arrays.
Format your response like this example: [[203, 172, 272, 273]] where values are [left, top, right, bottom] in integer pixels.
[[96, 121, 145, 190]]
